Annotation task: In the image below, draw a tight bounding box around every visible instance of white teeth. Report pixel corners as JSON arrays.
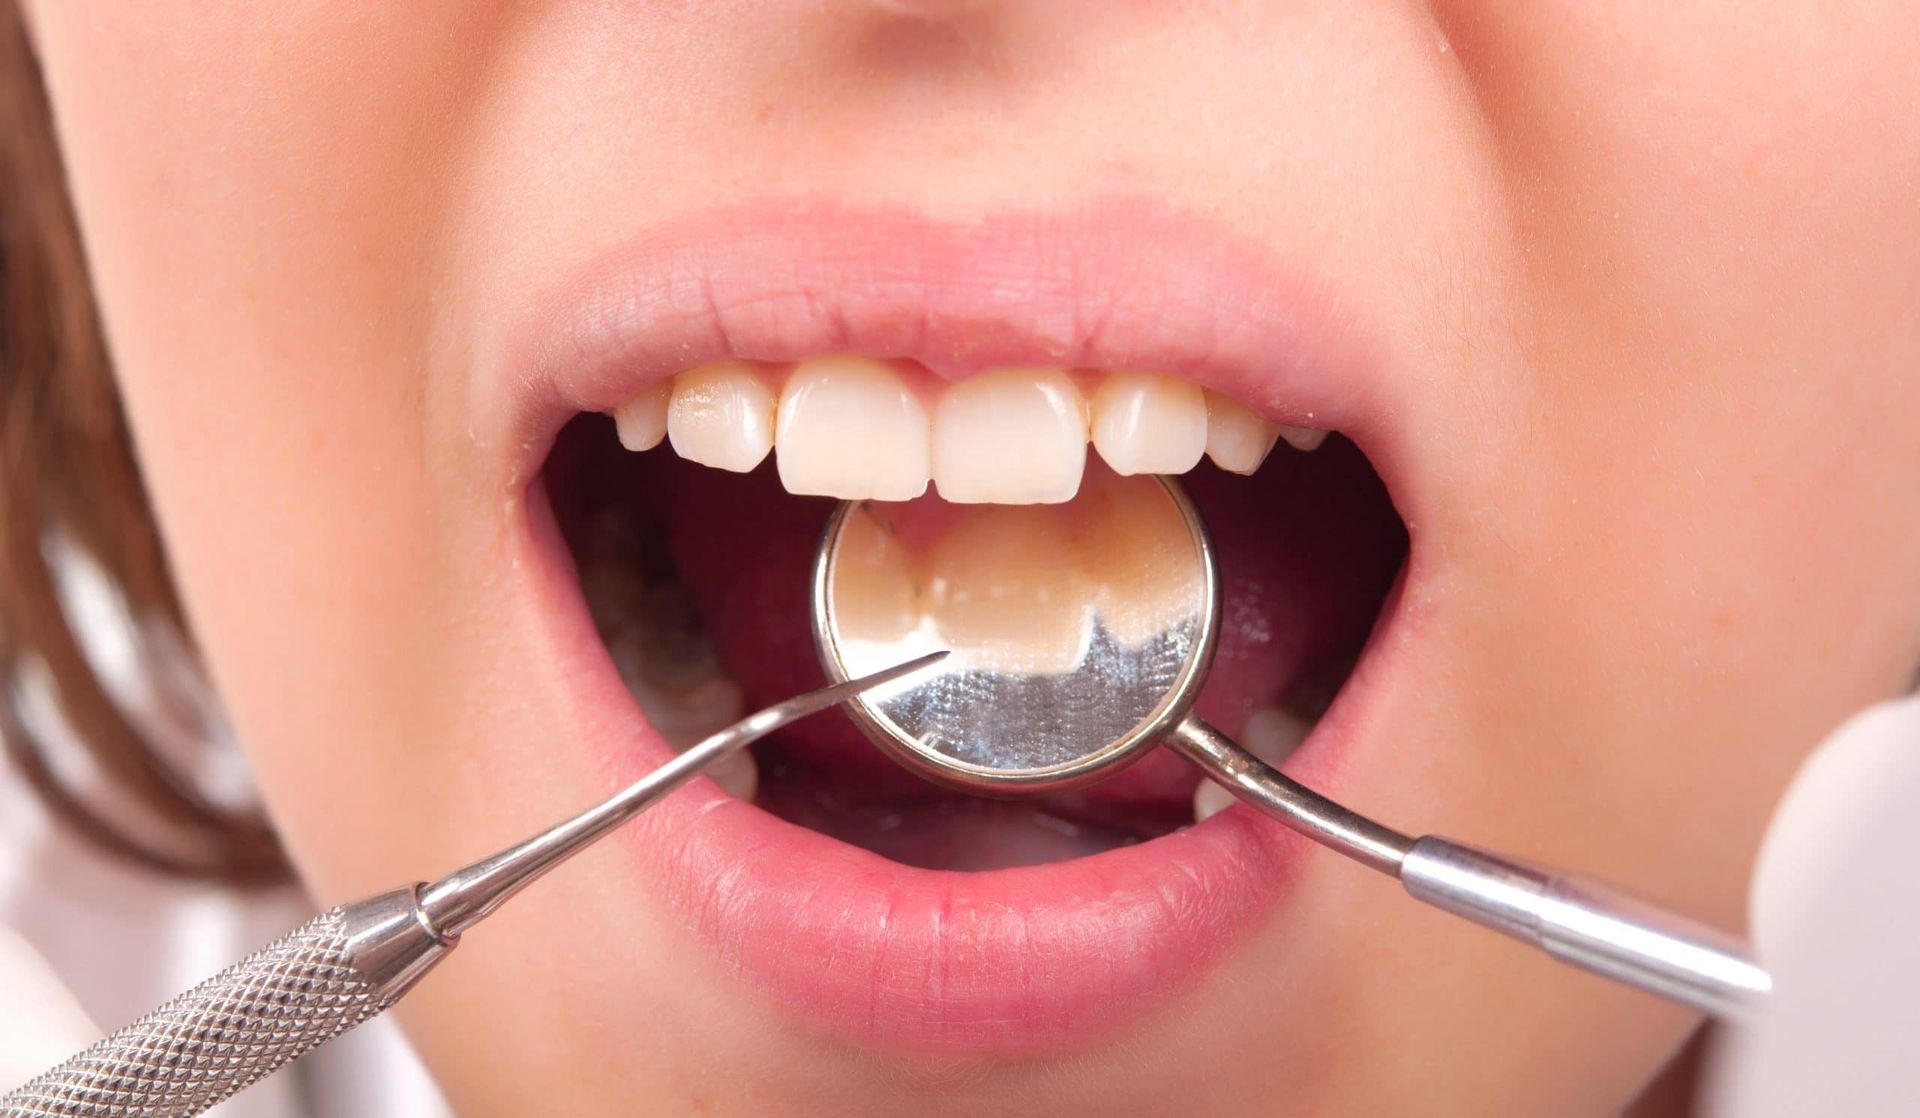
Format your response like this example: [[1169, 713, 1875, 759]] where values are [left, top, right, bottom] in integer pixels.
[[1242, 706, 1313, 761], [1277, 425, 1329, 452], [932, 368, 1088, 504], [1090, 372, 1208, 476], [1193, 706, 1313, 823], [776, 356, 930, 500], [632, 358, 1316, 494], [667, 361, 776, 472], [613, 381, 672, 452], [649, 675, 747, 750], [704, 746, 759, 801], [1202, 390, 1281, 475], [1192, 777, 1238, 823]]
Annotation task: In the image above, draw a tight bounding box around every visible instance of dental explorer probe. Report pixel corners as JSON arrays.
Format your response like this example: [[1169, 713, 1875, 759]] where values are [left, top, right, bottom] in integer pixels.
[[0, 652, 948, 1118], [811, 474, 1771, 1019]]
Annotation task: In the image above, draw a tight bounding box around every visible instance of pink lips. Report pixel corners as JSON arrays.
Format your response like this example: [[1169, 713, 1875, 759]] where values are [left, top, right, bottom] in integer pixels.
[[504, 197, 1414, 1053]]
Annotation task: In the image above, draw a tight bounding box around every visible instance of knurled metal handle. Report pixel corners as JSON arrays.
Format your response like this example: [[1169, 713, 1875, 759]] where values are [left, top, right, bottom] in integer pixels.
[[1, 908, 387, 1118]]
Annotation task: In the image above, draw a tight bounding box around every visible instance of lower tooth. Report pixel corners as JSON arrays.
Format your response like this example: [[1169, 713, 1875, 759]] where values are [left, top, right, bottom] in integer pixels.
[[1192, 706, 1314, 823], [1241, 706, 1312, 760], [704, 747, 759, 801], [644, 674, 746, 751], [1192, 779, 1238, 823]]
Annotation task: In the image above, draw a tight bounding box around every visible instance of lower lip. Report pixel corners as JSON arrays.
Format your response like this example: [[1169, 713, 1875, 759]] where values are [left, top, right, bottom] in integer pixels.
[[518, 485, 1346, 1055]]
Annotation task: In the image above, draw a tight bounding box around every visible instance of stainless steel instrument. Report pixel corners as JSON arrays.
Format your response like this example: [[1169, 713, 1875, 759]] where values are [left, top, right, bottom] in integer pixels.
[[811, 471, 1769, 1018], [0, 653, 947, 1118]]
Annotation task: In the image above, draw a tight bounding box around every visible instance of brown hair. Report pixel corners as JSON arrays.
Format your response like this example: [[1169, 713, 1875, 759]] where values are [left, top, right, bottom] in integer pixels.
[[0, 6, 286, 884]]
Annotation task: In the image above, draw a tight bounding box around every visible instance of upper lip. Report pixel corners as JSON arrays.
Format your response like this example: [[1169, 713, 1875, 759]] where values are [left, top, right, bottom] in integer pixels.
[[494, 195, 1422, 1053], [491, 195, 1409, 495]]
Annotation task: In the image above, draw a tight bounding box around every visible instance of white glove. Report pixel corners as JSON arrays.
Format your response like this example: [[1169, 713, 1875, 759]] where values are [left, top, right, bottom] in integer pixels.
[[1706, 693, 1920, 1115], [0, 921, 101, 1089]]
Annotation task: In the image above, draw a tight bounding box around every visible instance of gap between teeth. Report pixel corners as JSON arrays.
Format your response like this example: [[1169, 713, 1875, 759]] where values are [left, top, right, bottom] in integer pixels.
[[610, 356, 1333, 503]]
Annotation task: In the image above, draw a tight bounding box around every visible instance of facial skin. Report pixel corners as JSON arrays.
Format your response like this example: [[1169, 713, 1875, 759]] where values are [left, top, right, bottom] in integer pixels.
[[24, 2, 1920, 1113]]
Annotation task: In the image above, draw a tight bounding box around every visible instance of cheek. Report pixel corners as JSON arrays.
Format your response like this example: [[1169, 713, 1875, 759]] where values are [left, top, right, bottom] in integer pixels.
[[1431, 0, 1920, 745], [25, 6, 519, 880]]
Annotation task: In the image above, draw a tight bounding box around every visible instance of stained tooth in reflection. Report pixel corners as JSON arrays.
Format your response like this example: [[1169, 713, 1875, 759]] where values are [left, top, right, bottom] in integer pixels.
[[667, 361, 776, 472], [776, 356, 930, 500], [1076, 466, 1206, 648], [1277, 425, 1330, 452], [1193, 705, 1314, 823], [1090, 372, 1208, 476], [613, 381, 672, 452], [1203, 390, 1280, 475], [931, 368, 1088, 504], [925, 505, 1094, 675], [705, 746, 759, 802]]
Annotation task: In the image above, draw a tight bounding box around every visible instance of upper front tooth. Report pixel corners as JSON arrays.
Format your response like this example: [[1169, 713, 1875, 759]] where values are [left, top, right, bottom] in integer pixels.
[[775, 356, 930, 501], [668, 361, 776, 472], [1277, 425, 1329, 452], [932, 368, 1088, 504], [1203, 391, 1281, 475], [614, 381, 672, 452], [1090, 372, 1207, 476]]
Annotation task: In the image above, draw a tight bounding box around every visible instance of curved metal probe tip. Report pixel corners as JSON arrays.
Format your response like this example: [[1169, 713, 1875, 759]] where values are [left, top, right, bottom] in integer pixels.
[[416, 650, 948, 939]]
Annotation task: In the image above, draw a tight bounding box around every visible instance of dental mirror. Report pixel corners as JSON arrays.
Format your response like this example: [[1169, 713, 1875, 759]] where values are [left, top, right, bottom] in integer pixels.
[[810, 465, 1398, 859], [811, 467, 1218, 795], [811, 465, 1770, 1019]]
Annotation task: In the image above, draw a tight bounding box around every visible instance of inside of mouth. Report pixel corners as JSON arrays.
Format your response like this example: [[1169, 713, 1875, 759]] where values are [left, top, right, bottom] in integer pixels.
[[544, 382, 1406, 872]]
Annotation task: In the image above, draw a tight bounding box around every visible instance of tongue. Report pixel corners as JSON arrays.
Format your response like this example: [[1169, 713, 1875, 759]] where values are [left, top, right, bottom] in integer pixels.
[[646, 442, 1403, 809]]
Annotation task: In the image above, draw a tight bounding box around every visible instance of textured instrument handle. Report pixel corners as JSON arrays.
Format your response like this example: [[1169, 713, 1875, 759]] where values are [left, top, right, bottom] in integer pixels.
[[1, 908, 388, 1118]]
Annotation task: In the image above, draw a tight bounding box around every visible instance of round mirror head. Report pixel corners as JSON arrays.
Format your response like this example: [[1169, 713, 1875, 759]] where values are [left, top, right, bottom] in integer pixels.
[[811, 467, 1219, 795]]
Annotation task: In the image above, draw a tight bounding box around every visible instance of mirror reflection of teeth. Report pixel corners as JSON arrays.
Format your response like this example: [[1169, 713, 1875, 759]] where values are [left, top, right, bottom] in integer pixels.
[[827, 470, 1209, 678], [609, 355, 1333, 504], [830, 506, 924, 646], [924, 505, 1095, 676]]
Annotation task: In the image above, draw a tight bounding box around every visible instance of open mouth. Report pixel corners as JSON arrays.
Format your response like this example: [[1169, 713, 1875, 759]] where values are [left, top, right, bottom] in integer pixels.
[[548, 360, 1405, 870], [497, 200, 1419, 1053]]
